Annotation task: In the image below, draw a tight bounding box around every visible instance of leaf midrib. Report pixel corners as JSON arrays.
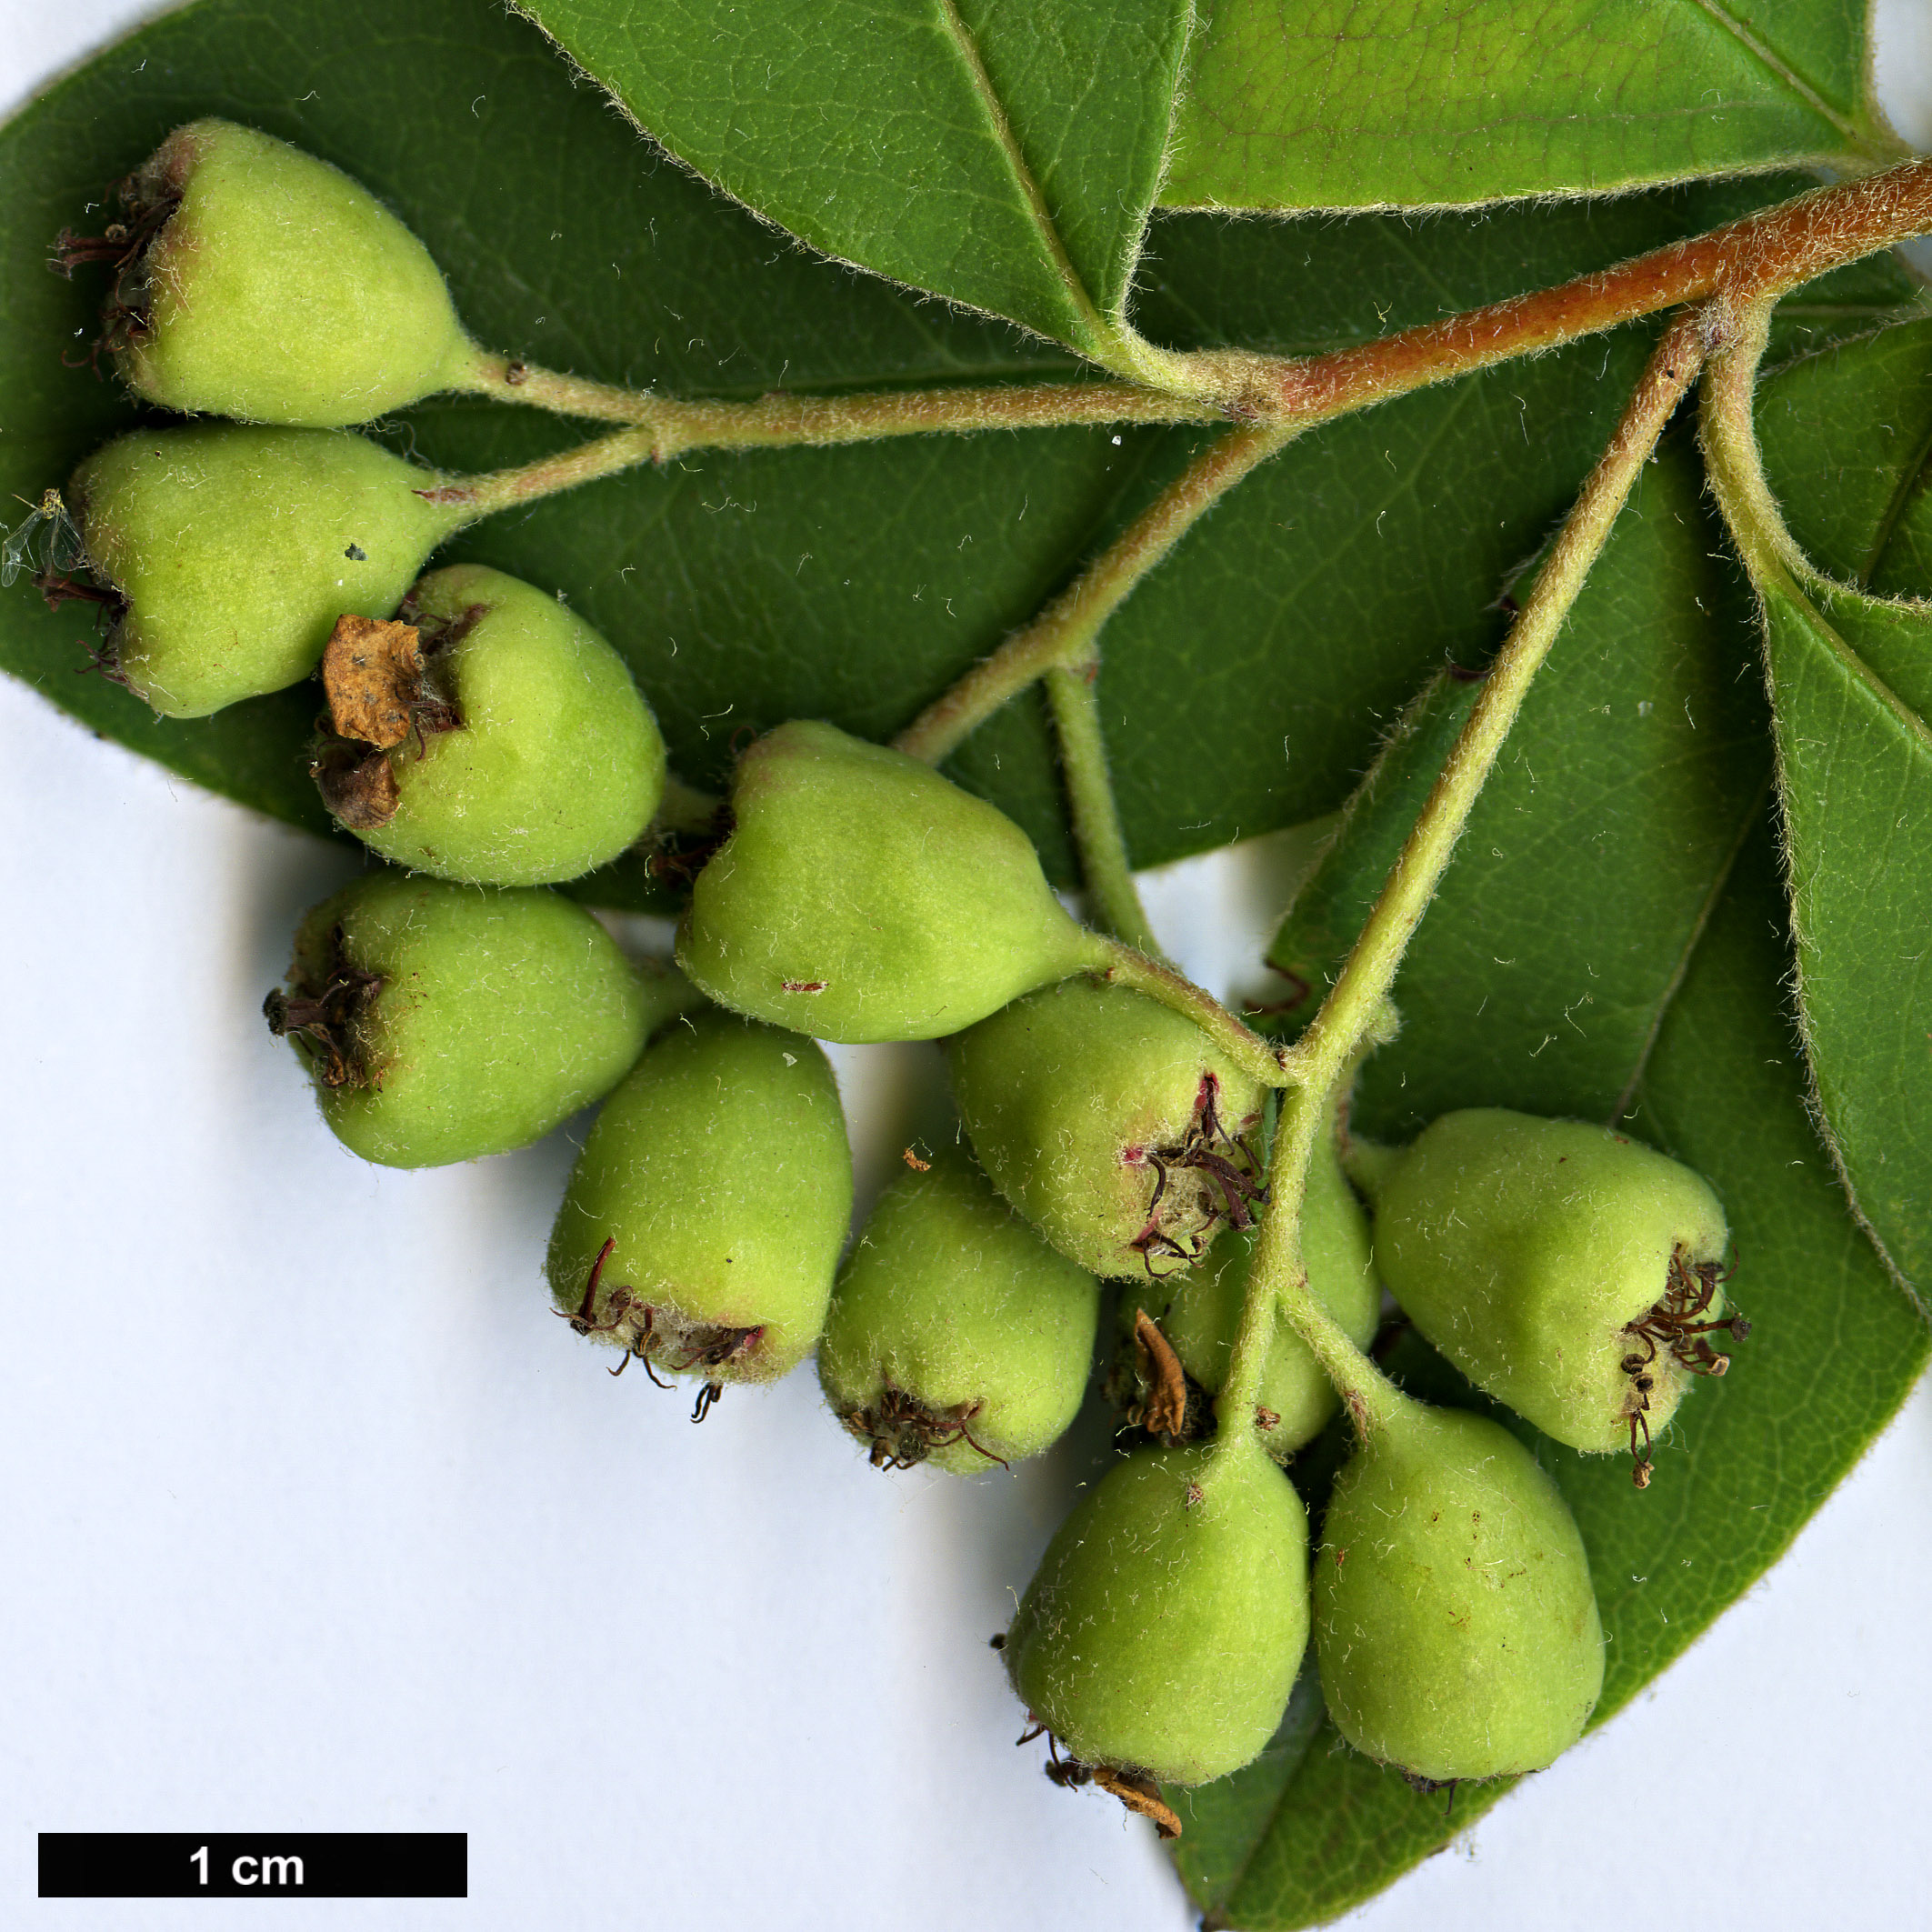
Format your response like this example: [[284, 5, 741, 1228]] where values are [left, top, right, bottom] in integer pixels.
[[933, 0, 1110, 351], [1682, 0, 1876, 153], [1610, 770, 1771, 1123], [1799, 583, 1932, 755], [1855, 417, 1932, 587]]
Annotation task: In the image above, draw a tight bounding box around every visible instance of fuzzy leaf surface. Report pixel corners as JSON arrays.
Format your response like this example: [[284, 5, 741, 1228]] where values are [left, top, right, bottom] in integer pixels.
[[511, 0, 1193, 355], [1164, 0, 1905, 212], [1757, 577, 1932, 1296]]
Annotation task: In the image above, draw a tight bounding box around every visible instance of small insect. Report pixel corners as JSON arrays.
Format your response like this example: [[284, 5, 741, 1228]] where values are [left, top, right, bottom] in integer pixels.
[[1, 489, 85, 589]]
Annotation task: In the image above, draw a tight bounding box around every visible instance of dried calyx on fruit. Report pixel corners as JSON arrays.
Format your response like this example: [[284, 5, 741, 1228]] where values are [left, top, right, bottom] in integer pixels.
[[266, 871, 680, 1168], [1003, 1436, 1309, 1822], [948, 976, 1266, 1279], [1354, 1109, 1742, 1487], [65, 423, 463, 716], [1125, 1109, 1379, 1459], [56, 120, 482, 428], [1314, 1392, 1605, 1784], [546, 1012, 853, 1404], [817, 1146, 1100, 1472], [676, 720, 1102, 1041], [311, 563, 666, 886]]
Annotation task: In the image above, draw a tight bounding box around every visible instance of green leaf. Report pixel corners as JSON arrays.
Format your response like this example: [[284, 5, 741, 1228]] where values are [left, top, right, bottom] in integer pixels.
[[1163, 0, 1907, 213], [512, 0, 1192, 360], [0, 5, 1917, 901], [1162, 1667, 1326, 1914], [1218, 440, 1927, 1927], [1756, 579, 1932, 1296], [1761, 315, 1932, 594], [1733, 318, 1932, 1296]]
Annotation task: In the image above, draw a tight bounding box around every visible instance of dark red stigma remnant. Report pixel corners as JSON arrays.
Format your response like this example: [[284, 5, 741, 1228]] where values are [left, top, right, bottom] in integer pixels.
[[49, 171, 183, 375], [552, 1239, 761, 1420], [1126, 1072, 1269, 1277], [1619, 1246, 1748, 1488], [1019, 1725, 1182, 1839], [643, 804, 734, 888], [846, 1386, 1008, 1472], [1403, 1769, 1462, 1817], [262, 924, 384, 1089]]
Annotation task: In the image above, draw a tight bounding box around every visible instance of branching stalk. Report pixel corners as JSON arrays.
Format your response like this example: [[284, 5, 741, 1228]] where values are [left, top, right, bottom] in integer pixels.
[[444, 158, 1932, 444], [416, 162, 1930, 621], [1210, 307, 1714, 1454], [1044, 660, 1162, 956]]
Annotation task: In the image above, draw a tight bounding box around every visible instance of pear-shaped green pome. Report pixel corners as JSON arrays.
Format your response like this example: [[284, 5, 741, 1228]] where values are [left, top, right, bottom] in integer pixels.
[[948, 976, 1266, 1278], [546, 1013, 852, 1386], [315, 564, 666, 886], [109, 120, 475, 428], [1005, 1438, 1309, 1786], [818, 1147, 1100, 1472], [71, 424, 460, 716], [1156, 1124, 1379, 1458], [1364, 1110, 1733, 1463], [1315, 1402, 1604, 1783], [269, 872, 669, 1168], [677, 720, 1097, 1041]]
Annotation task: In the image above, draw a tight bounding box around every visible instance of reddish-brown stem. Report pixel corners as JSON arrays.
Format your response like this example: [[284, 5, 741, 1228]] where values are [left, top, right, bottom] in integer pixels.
[[1248, 158, 1932, 429]]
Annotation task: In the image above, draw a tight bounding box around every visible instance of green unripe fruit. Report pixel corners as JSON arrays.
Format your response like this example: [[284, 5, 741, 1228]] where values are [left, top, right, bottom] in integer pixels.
[[70, 424, 457, 717], [677, 720, 1096, 1042], [1156, 1126, 1380, 1458], [268, 872, 669, 1168], [948, 976, 1266, 1278], [313, 564, 666, 886], [817, 1147, 1100, 1472], [1361, 1110, 1736, 1473], [1004, 1437, 1309, 1787], [546, 1013, 852, 1387], [107, 120, 474, 428], [1315, 1402, 1605, 1782]]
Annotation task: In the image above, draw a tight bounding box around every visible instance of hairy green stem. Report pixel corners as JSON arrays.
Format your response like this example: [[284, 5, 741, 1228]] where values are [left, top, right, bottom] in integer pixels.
[[418, 385, 1223, 519], [1044, 661, 1163, 956], [1211, 307, 1713, 1457], [653, 773, 726, 836], [447, 339, 1216, 435], [1696, 295, 1801, 586], [1093, 941, 1289, 1089], [1081, 932, 1289, 1090], [1279, 308, 1709, 1101], [894, 423, 1296, 762]]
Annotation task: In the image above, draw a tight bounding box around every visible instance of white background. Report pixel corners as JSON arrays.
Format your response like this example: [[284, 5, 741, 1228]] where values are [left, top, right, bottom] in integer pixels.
[[4, 6, 1930, 1929]]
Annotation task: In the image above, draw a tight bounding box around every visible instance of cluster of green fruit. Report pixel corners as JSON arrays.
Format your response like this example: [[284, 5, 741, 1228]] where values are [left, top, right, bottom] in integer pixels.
[[21, 120, 1750, 1834]]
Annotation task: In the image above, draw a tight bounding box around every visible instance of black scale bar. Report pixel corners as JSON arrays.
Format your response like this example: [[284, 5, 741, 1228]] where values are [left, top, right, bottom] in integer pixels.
[[38, 1833, 467, 1898]]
